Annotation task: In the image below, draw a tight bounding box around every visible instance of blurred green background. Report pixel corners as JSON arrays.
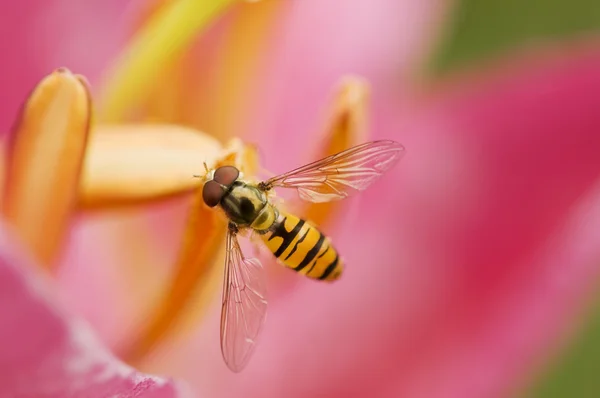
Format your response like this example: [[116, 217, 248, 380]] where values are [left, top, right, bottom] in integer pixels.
[[430, 0, 600, 396], [430, 0, 600, 76], [523, 294, 600, 397]]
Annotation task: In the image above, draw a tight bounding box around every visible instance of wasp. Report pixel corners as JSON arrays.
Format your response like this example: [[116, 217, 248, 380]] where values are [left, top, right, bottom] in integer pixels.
[[201, 140, 404, 372]]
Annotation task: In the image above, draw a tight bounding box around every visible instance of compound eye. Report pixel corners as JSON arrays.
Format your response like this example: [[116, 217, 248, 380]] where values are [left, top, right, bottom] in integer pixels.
[[202, 180, 224, 207], [214, 166, 239, 186]]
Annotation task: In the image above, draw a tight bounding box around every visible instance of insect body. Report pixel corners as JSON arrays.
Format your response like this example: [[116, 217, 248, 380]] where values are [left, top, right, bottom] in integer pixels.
[[261, 212, 342, 281], [201, 140, 404, 372]]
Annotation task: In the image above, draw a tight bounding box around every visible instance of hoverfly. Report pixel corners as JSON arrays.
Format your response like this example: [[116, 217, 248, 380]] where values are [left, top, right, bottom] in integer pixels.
[[201, 140, 404, 372]]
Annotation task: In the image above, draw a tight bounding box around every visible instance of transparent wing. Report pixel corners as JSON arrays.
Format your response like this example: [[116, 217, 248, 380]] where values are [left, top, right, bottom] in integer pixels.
[[220, 225, 268, 372], [261, 140, 404, 203]]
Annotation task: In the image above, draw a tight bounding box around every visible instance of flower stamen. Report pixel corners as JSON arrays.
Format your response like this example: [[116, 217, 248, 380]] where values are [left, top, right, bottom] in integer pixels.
[[121, 139, 259, 364], [98, 0, 243, 122], [303, 75, 370, 227], [3, 68, 91, 269]]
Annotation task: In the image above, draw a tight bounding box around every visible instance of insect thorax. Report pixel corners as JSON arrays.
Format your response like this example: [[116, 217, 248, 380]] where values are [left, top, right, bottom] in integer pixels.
[[220, 181, 277, 231]]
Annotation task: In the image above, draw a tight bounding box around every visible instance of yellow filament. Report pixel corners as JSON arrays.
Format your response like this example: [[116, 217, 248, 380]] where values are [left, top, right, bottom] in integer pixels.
[[98, 0, 239, 122]]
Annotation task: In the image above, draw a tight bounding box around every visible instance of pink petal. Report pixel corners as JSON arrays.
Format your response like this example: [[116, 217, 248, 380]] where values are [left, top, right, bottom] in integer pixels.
[[241, 0, 450, 171], [0, 0, 133, 132], [0, 223, 191, 398], [144, 44, 600, 397]]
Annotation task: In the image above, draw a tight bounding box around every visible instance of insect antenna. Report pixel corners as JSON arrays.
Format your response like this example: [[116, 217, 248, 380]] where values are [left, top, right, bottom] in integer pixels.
[[193, 161, 211, 179]]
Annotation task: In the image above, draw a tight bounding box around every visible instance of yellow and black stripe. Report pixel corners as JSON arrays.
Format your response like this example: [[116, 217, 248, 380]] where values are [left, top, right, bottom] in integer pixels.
[[260, 212, 342, 281]]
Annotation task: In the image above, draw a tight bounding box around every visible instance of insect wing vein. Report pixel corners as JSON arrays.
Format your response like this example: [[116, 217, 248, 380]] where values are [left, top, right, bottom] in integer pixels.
[[220, 229, 268, 372], [262, 140, 404, 203]]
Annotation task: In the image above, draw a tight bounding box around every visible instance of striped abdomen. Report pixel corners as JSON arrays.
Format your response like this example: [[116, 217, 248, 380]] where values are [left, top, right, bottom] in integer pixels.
[[260, 212, 342, 281]]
